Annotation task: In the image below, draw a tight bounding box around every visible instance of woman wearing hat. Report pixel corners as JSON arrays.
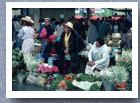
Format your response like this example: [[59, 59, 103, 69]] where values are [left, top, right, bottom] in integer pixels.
[[59, 22, 79, 75], [18, 16, 35, 68]]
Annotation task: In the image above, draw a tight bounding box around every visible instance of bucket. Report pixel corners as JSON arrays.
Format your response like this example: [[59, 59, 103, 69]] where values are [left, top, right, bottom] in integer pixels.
[[116, 81, 126, 89]]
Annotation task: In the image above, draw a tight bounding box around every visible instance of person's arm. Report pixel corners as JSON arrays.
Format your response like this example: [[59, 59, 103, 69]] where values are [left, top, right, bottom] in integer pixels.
[[18, 29, 24, 40], [88, 45, 94, 61], [69, 33, 78, 54], [14, 23, 19, 33], [95, 50, 109, 65]]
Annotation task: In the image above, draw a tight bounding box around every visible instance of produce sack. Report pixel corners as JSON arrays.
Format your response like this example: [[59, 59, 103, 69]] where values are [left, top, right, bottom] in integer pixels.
[[72, 80, 102, 91], [86, 43, 92, 51], [85, 65, 96, 75], [26, 72, 39, 85], [36, 76, 46, 87]]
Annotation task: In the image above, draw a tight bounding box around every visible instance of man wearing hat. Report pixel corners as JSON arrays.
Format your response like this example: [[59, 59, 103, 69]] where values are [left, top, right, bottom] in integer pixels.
[[18, 16, 35, 68], [59, 22, 79, 75]]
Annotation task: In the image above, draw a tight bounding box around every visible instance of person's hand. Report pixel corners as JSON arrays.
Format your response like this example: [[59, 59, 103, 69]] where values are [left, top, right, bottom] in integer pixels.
[[87, 61, 92, 66], [64, 50, 69, 54], [91, 62, 95, 66], [83, 48, 87, 51], [54, 54, 58, 58], [87, 61, 95, 66], [52, 54, 56, 57]]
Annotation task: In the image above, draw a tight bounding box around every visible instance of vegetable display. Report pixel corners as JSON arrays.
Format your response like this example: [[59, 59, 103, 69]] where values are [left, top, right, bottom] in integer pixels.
[[77, 74, 101, 82], [89, 83, 101, 91], [12, 47, 24, 67], [58, 80, 68, 90], [50, 75, 64, 89]]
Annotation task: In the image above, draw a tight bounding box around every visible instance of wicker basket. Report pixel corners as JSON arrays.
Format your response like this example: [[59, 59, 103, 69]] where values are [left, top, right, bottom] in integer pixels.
[[32, 43, 42, 56], [112, 33, 121, 39]]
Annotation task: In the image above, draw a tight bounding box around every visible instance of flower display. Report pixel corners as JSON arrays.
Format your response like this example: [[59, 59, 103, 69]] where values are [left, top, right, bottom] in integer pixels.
[[36, 62, 59, 74], [116, 49, 132, 71], [100, 66, 129, 83]]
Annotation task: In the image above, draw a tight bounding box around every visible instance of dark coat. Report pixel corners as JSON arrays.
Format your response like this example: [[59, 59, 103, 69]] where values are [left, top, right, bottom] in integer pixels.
[[43, 42, 60, 62], [59, 31, 79, 70], [37, 24, 53, 39], [98, 22, 112, 39], [75, 31, 86, 52]]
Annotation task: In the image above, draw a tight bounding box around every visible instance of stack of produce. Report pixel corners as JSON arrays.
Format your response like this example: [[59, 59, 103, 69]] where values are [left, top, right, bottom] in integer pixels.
[[27, 58, 44, 72], [50, 73, 76, 90], [112, 33, 121, 47], [64, 74, 74, 82], [12, 48, 23, 68], [32, 39, 42, 56], [72, 74, 102, 91], [50, 74, 64, 89], [36, 76, 46, 87], [44, 75, 56, 86], [58, 80, 68, 90]]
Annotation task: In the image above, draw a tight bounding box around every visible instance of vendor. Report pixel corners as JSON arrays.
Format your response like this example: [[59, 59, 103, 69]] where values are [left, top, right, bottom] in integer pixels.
[[18, 16, 35, 68], [59, 22, 79, 75], [43, 34, 60, 66], [86, 38, 109, 74]]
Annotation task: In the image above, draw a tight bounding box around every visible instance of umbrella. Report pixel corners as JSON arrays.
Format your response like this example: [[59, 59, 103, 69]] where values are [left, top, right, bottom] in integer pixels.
[[90, 15, 102, 20], [75, 15, 83, 19]]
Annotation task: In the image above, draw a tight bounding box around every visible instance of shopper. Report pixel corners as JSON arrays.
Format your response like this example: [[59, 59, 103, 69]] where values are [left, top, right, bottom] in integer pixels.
[[87, 19, 98, 44], [14, 17, 21, 48], [59, 22, 79, 75], [37, 18, 53, 53], [18, 16, 35, 67]]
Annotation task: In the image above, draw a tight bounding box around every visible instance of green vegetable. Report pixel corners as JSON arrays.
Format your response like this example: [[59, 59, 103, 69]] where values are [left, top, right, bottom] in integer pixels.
[[50, 77, 64, 89], [68, 73, 76, 79], [89, 83, 101, 91], [78, 74, 101, 82], [65, 80, 74, 89], [34, 39, 42, 44], [14, 47, 20, 52]]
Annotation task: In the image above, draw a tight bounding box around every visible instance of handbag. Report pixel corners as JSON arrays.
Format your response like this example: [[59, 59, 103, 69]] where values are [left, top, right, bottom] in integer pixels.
[[40, 27, 47, 39]]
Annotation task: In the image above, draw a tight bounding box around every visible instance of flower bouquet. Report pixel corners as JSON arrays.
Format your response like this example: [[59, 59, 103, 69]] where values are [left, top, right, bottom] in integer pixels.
[[116, 49, 132, 71], [36, 62, 59, 74]]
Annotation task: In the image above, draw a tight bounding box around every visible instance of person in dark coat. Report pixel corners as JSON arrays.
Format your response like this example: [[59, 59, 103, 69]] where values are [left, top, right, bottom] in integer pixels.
[[43, 35, 60, 66], [120, 27, 131, 49], [59, 22, 79, 75], [87, 19, 98, 44], [76, 18, 86, 40], [36, 18, 54, 53], [98, 17, 112, 39]]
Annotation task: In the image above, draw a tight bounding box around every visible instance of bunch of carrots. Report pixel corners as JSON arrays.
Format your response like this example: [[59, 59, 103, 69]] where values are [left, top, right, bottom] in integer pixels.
[[58, 80, 68, 89]]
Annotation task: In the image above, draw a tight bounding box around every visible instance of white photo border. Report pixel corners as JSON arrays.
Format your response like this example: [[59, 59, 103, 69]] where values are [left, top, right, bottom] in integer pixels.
[[6, 2, 138, 98]]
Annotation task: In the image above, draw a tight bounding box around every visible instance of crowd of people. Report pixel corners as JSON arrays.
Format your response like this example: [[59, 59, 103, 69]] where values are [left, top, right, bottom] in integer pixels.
[[12, 12, 132, 75]]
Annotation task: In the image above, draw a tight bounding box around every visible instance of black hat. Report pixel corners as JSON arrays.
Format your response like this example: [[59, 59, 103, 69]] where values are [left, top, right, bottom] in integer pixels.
[[96, 38, 105, 45], [39, 18, 44, 23]]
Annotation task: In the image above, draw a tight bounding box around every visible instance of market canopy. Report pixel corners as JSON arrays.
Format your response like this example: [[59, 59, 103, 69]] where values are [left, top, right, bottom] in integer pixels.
[[75, 15, 83, 19]]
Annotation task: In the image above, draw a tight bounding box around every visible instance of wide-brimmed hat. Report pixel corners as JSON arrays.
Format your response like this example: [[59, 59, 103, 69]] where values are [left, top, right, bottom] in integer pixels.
[[21, 16, 34, 24], [64, 22, 74, 30]]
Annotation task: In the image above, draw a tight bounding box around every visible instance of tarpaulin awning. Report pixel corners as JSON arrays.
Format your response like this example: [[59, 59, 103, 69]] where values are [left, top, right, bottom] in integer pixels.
[[75, 15, 83, 19]]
